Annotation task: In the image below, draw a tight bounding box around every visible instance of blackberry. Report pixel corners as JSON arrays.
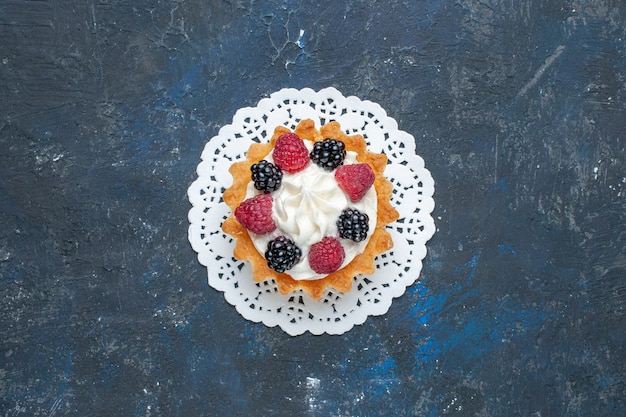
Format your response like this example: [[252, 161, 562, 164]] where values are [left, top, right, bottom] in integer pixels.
[[265, 236, 302, 273], [337, 208, 369, 242], [251, 160, 283, 193], [310, 138, 346, 171]]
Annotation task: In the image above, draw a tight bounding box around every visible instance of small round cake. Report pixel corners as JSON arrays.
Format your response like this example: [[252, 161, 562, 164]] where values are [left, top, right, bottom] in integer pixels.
[[222, 119, 399, 300]]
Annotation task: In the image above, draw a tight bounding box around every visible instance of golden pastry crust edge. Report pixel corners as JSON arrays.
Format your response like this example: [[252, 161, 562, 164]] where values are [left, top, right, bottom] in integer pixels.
[[222, 119, 399, 300]]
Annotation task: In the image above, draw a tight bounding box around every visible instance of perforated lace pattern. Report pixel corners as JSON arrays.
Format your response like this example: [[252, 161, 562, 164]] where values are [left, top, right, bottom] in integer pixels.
[[188, 87, 435, 335]]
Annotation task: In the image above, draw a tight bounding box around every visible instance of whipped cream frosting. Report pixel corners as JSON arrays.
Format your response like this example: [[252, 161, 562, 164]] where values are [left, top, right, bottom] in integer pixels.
[[245, 143, 377, 280]]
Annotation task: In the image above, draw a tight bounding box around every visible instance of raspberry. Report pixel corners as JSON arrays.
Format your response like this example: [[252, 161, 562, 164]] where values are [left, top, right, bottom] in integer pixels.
[[334, 163, 375, 202], [272, 133, 309, 173], [251, 160, 282, 193], [310, 138, 346, 171], [308, 237, 345, 274], [265, 236, 302, 273], [234, 194, 276, 235], [337, 208, 370, 242]]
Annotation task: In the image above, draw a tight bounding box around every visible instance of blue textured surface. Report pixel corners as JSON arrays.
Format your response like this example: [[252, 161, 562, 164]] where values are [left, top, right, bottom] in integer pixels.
[[1, 1, 625, 416]]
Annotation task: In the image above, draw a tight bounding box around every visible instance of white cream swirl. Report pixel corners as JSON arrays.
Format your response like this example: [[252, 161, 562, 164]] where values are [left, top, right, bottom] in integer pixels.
[[246, 146, 377, 280], [274, 164, 347, 247]]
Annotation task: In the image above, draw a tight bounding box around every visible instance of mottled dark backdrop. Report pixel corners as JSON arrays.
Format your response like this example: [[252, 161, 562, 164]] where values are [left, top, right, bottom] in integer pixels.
[[1, 0, 625, 416]]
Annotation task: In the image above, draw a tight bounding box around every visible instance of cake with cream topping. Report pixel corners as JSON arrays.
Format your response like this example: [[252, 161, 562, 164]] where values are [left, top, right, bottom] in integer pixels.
[[222, 119, 399, 300]]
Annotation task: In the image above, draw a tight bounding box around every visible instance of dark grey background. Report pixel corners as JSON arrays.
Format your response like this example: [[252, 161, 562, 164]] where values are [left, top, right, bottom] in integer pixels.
[[1, 0, 625, 416]]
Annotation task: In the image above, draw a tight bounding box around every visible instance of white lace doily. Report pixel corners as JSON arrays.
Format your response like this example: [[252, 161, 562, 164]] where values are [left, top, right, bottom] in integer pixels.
[[188, 87, 435, 336]]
